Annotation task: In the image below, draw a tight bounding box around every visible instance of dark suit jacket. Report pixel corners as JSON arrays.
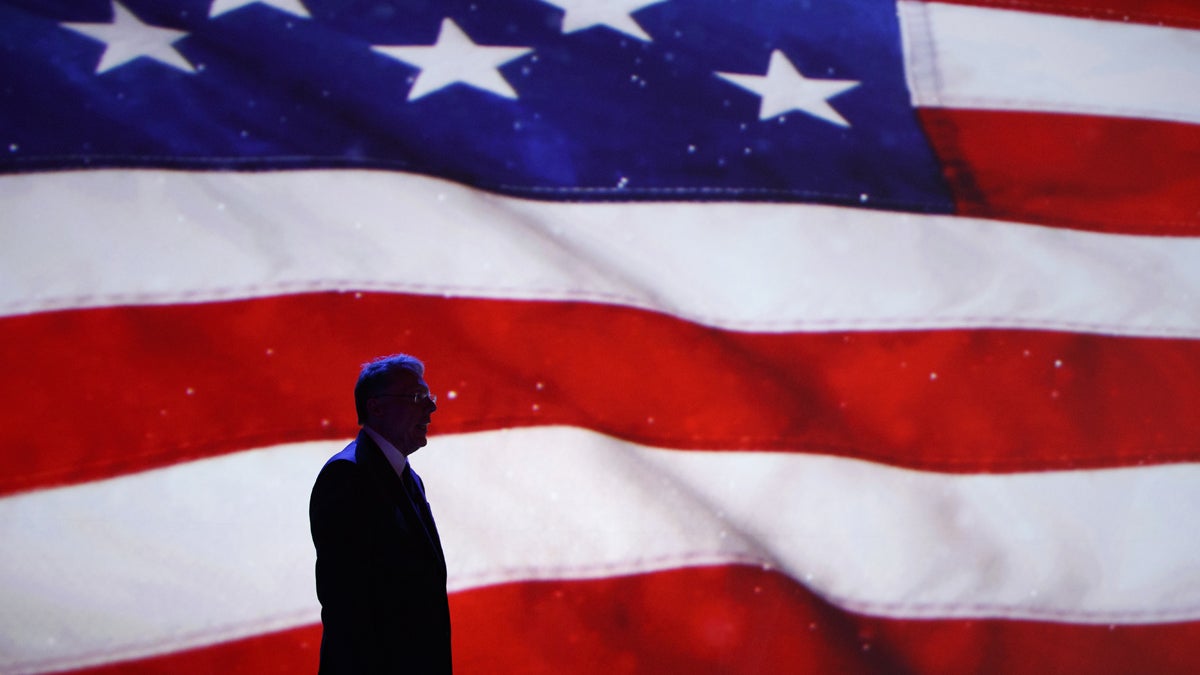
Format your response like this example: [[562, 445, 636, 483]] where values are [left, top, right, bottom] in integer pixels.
[[310, 431, 452, 674]]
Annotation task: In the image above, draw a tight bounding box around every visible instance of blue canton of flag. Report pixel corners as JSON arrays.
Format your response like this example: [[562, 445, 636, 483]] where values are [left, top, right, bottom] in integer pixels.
[[0, 0, 954, 212]]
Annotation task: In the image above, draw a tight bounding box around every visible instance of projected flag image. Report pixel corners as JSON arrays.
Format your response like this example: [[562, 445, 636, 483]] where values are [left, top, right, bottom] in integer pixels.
[[2, 0, 1199, 673]]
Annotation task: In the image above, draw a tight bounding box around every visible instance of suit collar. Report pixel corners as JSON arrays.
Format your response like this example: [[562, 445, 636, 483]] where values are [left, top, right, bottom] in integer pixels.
[[362, 425, 408, 479], [353, 431, 405, 501]]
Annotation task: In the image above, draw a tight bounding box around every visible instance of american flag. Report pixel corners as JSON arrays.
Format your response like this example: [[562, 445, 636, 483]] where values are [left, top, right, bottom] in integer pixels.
[[2, 0, 1199, 672]]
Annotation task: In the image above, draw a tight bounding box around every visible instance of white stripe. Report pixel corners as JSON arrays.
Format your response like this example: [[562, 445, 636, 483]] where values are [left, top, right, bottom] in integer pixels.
[[898, 0, 1200, 124], [3, 428, 1199, 672], [3, 170, 1200, 338]]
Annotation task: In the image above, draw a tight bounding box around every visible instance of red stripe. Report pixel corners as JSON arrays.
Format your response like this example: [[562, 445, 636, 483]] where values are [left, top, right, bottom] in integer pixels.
[[919, 109, 1200, 235], [63, 565, 1200, 675], [928, 0, 1200, 30], [4, 293, 1200, 494]]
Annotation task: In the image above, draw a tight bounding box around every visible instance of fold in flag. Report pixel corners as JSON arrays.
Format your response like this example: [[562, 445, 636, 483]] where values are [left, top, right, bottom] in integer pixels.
[[2, 0, 1199, 673]]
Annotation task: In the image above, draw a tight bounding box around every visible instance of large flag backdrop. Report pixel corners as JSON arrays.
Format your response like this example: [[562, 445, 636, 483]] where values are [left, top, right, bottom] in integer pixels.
[[2, 0, 1200, 672]]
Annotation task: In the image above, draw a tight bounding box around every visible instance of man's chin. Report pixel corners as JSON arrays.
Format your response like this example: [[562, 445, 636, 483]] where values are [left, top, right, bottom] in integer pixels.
[[405, 433, 428, 453]]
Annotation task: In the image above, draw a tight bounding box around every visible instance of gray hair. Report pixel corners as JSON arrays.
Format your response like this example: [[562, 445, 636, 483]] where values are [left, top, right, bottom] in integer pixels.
[[354, 353, 425, 424]]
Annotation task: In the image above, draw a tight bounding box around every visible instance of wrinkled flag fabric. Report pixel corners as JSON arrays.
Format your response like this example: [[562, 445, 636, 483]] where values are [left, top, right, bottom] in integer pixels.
[[2, 0, 1200, 673]]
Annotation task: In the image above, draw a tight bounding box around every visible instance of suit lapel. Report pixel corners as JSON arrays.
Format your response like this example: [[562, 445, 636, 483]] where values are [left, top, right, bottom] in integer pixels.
[[355, 432, 445, 566], [405, 467, 444, 554]]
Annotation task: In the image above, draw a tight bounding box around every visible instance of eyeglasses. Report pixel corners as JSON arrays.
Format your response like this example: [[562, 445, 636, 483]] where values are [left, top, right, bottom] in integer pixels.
[[373, 391, 437, 405]]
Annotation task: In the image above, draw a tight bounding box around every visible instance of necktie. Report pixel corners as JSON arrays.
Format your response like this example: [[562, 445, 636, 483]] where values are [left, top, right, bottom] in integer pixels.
[[401, 465, 434, 541]]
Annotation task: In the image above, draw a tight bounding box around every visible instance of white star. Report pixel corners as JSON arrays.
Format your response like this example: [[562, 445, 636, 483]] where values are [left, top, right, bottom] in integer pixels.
[[372, 19, 533, 101], [62, 1, 194, 74], [717, 50, 860, 127], [540, 0, 667, 42], [209, 0, 310, 19]]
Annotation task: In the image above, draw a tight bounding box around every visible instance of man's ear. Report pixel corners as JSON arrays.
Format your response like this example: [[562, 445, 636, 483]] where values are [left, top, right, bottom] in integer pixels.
[[364, 396, 382, 421]]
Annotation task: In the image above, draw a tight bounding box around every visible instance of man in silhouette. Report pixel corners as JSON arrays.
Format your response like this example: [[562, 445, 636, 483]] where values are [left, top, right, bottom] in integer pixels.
[[310, 353, 451, 674]]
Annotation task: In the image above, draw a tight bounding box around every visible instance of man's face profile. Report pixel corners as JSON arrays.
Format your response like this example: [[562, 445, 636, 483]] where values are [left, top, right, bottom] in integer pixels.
[[366, 369, 437, 455]]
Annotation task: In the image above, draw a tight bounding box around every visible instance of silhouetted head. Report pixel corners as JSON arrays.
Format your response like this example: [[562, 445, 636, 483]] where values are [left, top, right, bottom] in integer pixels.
[[354, 353, 437, 454]]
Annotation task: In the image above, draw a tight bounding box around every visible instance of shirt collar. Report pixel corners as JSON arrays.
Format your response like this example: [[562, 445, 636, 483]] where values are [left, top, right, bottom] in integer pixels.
[[362, 425, 408, 478]]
